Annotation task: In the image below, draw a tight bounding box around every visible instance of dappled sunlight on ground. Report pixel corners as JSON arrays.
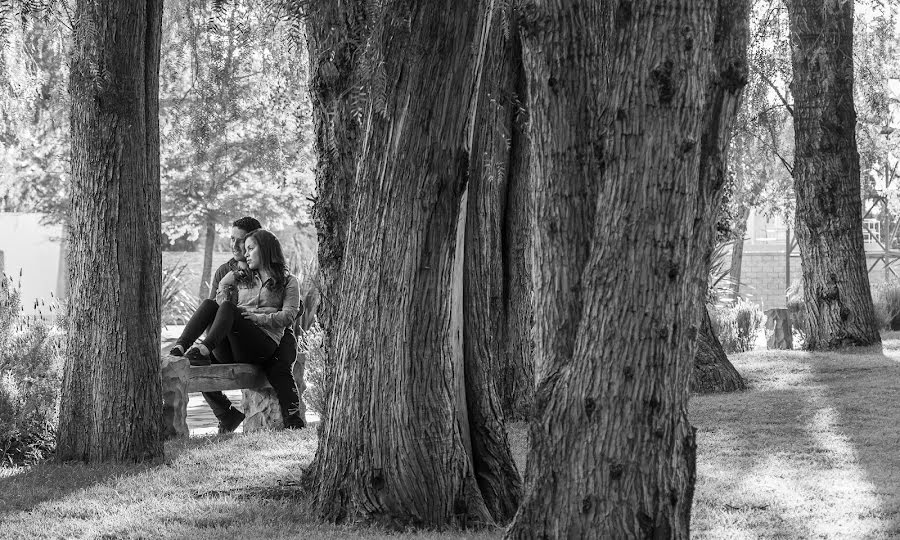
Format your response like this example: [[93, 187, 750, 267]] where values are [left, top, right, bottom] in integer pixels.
[[691, 338, 900, 539], [0, 431, 504, 539], [5, 336, 900, 537]]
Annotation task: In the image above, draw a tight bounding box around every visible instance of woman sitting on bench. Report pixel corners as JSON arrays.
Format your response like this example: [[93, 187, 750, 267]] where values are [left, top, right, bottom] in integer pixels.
[[169, 229, 302, 431]]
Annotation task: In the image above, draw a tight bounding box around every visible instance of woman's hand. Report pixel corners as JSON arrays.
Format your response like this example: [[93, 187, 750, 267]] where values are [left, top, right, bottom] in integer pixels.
[[242, 311, 264, 324]]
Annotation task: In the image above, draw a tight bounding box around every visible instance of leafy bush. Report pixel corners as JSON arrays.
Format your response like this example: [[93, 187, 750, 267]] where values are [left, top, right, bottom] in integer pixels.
[[708, 241, 737, 306], [162, 262, 199, 326], [871, 280, 900, 330], [298, 322, 328, 418], [711, 299, 764, 353], [0, 276, 63, 467]]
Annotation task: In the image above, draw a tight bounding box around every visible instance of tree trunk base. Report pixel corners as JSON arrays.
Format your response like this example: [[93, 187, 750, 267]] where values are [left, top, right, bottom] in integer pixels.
[[692, 306, 746, 394]]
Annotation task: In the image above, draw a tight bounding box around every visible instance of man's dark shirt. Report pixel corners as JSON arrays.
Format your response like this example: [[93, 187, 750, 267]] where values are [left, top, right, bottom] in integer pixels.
[[208, 258, 241, 300]]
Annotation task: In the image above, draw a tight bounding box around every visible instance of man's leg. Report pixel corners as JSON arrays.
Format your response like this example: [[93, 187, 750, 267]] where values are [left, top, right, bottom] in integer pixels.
[[202, 339, 240, 429], [191, 302, 245, 432], [268, 329, 303, 428]]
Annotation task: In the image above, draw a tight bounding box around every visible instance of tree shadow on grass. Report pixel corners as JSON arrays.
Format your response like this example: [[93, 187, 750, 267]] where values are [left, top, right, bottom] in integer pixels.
[[809, 346, 900, 533], [0, 436, 217, 516], [691, 346, 900, 538], [0, 460, 153, 515]]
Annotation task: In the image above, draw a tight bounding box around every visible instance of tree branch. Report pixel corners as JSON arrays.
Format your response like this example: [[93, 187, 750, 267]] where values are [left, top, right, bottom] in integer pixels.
[[753, 67, 794, 118]]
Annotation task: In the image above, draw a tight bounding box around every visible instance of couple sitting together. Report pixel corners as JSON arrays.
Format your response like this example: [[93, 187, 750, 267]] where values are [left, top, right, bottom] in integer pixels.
[[169, 216, 305, 433]]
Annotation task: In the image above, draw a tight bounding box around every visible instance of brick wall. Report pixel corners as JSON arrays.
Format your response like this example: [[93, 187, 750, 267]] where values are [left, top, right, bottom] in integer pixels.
[[740, 251, 895, 308], [739, 251, 801, 308]]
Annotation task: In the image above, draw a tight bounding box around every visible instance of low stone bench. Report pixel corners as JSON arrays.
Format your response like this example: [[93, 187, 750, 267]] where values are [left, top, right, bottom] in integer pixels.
[[161, 354, 302, 438]]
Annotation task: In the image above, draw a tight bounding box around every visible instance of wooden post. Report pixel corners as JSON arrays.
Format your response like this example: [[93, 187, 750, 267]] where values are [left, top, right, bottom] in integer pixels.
[[785, 224, 791, 303]]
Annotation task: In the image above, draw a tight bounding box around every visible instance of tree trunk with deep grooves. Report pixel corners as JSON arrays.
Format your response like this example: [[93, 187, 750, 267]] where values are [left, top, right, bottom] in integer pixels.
[[57, 0, 163, 463], [507, 2, 719, 537], [691, 1, 751, 396], [786, 0, 880, 349], [311, 1, 516, 527], [460, 2, 527, 523], [198, 217, 215, 299], [305, 1, 366, 423], [692, 306, 746, 394]]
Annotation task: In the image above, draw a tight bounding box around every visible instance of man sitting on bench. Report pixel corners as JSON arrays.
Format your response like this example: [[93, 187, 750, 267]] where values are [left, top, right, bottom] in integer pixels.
[[202, 216, 304, 433]]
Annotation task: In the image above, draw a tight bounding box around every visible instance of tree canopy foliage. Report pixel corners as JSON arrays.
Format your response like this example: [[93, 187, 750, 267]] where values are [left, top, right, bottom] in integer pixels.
[[0, 0, 314, 239]]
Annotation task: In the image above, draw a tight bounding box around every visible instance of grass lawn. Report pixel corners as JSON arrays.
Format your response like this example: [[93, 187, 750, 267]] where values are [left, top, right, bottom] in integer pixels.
[[3, 337, 900, 539]]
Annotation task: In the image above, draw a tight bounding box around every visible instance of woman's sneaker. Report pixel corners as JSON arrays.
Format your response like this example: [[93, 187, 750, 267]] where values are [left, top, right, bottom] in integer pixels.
[[185, 347, 211, 366]]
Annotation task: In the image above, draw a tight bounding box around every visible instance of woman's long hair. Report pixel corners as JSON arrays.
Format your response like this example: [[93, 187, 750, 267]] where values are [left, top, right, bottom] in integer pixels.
[[245, 229, 289, 289]]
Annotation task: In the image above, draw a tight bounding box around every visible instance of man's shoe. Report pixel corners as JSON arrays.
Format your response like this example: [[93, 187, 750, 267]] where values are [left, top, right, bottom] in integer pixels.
[[283, 413, 305, 430], [169, 344, 185, 357], [185, 347, 211, 366], [218, 409, 245, 434]]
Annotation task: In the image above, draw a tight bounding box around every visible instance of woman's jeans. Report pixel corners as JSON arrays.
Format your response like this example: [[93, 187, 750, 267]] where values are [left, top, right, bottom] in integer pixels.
[[176, 299, 300, 423]]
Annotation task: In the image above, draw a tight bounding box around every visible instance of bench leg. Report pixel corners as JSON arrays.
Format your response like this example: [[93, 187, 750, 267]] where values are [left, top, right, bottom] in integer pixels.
[[161, 354, 190, 439], [242, 387, 282, 431]]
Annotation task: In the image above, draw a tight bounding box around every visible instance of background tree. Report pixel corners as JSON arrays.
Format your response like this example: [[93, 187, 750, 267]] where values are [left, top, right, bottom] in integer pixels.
[[57, 0, 164, 463], [508, 0, 746, 536], [0, 5, 69, 218], [786, 0, 881, 349], [159, 0, 312, 297], [309, 0, 520, 527]]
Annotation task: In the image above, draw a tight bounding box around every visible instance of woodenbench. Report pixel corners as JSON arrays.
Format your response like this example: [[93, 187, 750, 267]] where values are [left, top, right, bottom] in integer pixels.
[[161, 354, 306, 438]]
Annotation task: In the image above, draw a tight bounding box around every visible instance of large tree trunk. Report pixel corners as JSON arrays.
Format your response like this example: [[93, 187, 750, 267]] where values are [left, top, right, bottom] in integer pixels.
[[691, 0, 752, 396], [198, 216, 215, 299], [460, 1, 527, 524], [305, 1, 366, 424], [463, 0, 533, 423], [786, 0, 880, 349], [692, 306, 747, 393], [508, 1, 734, 537], [311, 1, 517, 527], [57, 0, 163, 463], [497, 15, 534, 423]]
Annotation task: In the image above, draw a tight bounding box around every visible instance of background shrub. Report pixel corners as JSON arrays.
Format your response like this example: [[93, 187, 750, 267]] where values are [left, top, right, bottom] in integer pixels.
[[712, 299, 764, 353], [871, 280, 900, 330], [162, 262, 199, 326], [0, 275, 63, 467], [298, 322, 328, 419]]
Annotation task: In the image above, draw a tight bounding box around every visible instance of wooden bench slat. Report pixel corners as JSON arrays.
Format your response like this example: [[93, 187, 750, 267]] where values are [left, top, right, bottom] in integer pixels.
[[186, 363, 271, 393]]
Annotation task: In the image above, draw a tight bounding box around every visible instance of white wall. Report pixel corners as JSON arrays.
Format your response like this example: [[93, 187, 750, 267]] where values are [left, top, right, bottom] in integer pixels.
[[0, 213, 64, 312]]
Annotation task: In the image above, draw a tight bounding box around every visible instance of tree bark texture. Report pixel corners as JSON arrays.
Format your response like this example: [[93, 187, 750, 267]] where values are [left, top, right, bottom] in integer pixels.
[[305, 0, 366, 424], [692, 306, 746, 394], [464, 3, 534, 424], [508, 1, 726, 537], [198, 216, 215, 298], [58, 0, 164, 463], [787, 0, 881, 349], [461, 2, 528, 524], [691, 1, 752, 396], [311, 1, 516, 528]]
